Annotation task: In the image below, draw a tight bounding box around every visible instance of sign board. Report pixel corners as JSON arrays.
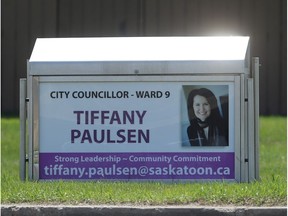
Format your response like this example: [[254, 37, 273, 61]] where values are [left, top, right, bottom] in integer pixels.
[[37, 77, 237, 181], [21, 37, 259, 182]]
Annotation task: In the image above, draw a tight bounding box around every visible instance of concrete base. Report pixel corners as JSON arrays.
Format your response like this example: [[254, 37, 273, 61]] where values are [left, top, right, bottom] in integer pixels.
[[1, 205, 287, 216]]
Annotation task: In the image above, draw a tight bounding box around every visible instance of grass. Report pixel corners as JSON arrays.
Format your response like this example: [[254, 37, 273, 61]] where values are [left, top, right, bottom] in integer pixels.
[[1, 117, 287, 206]]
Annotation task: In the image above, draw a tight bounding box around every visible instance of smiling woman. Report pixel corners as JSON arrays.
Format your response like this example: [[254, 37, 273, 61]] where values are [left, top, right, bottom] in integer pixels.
[[186, 88, 228, 147], [192, 95, 212, 122]]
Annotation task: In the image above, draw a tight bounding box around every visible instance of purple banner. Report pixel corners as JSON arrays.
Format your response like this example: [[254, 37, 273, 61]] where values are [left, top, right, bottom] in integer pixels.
[[39, 152, 235, 180]]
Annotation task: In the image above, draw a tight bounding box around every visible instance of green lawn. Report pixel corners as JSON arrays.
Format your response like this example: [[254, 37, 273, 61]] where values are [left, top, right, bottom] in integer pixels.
[[1, 117, 286, 206]]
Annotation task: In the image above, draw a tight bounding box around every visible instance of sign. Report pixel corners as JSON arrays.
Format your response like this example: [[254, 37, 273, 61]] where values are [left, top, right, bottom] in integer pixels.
[[22, 37, 258, 183], [38, 80, 235, 181]]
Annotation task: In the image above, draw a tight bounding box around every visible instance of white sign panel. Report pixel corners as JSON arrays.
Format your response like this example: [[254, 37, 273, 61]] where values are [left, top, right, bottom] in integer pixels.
[[38, 80, 235, 180]]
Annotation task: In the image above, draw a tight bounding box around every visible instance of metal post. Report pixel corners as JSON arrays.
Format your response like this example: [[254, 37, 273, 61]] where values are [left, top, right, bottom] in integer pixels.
[[19, 78, 27, 181], [247, 78, 255, 181], [252, 57, 260, 180], [240, 74, 248, 182]]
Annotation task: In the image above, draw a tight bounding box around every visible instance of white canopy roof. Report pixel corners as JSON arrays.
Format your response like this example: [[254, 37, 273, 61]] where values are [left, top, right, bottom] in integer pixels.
[[28, 36, 250, 75], [30, 36, 249, 62]]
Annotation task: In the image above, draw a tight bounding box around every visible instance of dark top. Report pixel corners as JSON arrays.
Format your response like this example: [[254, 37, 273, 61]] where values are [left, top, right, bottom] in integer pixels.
[[187, 119, 228, 146]]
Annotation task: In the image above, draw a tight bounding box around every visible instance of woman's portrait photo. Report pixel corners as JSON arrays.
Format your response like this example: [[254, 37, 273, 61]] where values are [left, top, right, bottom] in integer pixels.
[[182, 86, 229, 147]]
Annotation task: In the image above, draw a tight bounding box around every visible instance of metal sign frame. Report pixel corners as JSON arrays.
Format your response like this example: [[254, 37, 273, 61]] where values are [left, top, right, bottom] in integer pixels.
[[19, 37, 259, 183]]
